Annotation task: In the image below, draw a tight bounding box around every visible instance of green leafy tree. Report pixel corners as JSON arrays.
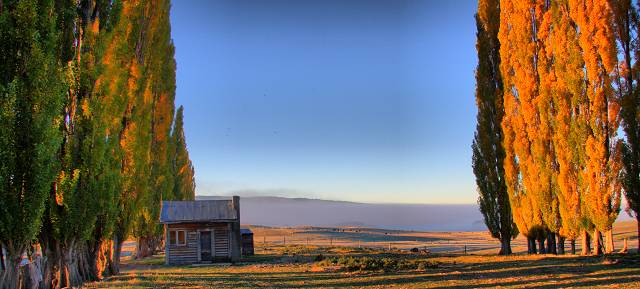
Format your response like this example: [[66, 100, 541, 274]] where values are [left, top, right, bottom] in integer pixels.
[[610, 0, 640, 252], [132, 0, 177, 258], [171, 106, 196, 201], [472, 0, 517, 255], [0, 1, 65, 287]]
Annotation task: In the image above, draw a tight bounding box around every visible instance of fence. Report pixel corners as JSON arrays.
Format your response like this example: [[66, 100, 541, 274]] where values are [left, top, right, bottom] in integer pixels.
[[252, 234, 516, 254]]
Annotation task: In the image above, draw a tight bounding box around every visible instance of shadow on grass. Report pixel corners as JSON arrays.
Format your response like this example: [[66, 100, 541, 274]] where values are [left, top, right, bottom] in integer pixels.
[[96, 253, 640, 288]]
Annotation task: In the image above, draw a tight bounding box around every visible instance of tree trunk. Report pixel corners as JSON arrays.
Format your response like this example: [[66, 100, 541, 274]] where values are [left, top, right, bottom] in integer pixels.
[[20, 255, 43, 289], [498, 237, 512, 255], [581, 230, 591, 255], [135, 236, 153, 259], [58, 240, 83, 288], [1, 244, 23, 289], [637, 217, 640, 251], [620, 238, 628, 253], [39, 239, 58, 289], [593, 229, 603, 255], [570, 239, 576, 255], [1, 244, 5, 271], [88, 242, 99, 280], [110, 237, 123, 275], [102, 240, 114, 278], [557, 235, 565, 255], [528, 237, 537, 254], [547, 233, 557, 255], [537, 238, 546, 254], [605, 229, 614, 254]]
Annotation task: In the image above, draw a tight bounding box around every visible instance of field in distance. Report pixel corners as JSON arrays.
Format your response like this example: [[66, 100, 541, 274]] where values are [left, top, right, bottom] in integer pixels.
[[90, 221, 640, 288], [249, 220, 638, 254]]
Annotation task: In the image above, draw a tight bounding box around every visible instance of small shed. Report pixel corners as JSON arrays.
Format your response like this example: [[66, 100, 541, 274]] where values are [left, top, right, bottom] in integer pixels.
[[160, 197, 242, 265], [240, 229, 254, 256]]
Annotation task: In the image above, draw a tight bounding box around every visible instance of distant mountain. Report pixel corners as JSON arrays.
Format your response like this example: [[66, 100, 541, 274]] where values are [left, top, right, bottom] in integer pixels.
[[197, 195, 486, 232]]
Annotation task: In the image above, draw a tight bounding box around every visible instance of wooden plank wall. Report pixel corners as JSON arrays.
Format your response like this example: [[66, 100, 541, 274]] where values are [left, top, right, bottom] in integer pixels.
[[166, 223, 232, 264], [214, 225, 230, 260], [167, 224, 199, 265]]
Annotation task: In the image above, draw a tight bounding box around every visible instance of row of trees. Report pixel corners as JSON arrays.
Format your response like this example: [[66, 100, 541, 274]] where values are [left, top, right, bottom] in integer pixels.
[[474, 0, 640, 255], [0, 1, 196, 288]]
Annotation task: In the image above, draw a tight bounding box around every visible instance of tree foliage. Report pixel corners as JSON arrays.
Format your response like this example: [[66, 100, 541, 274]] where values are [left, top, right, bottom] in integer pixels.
[[610, 0, 640, 251], [171, 106, 196, 201], [0, 0, 65, 286], [496, 0, 623, 255], [472, 0, 517, 255], [0, 1, 195, 288], [499, 0, 550, 248]]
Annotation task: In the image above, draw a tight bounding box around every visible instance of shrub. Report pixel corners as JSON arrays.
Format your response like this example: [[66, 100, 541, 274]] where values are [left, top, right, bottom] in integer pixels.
[[316, 256, 439, 272]]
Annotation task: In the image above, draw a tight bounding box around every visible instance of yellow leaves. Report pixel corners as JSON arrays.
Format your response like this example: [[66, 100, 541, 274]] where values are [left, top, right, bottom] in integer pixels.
[[55, 172, 65, 206], [499, 0, 554, 236], [55, 169, 80, 206], [128, 61, 140, 93], [81, 98, 91, 118], [498, 0, 622, 237], [91, 18, 100, 35], [143, 83, 153, 105]]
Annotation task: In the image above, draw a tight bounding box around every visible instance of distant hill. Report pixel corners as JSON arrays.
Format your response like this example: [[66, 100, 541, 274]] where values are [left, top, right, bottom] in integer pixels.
[[197, 195, 486, 232]]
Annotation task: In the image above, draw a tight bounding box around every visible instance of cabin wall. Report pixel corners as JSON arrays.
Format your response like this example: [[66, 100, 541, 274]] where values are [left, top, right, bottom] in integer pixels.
[[165, 222, 240, 265]]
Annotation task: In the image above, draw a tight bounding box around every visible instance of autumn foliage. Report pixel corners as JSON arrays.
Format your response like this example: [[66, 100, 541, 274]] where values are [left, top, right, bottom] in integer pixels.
[[478, 0, 634, 255]]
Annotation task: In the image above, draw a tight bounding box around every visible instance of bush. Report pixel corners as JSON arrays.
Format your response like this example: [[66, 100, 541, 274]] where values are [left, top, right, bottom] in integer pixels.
[[316, 256, 439, 272]]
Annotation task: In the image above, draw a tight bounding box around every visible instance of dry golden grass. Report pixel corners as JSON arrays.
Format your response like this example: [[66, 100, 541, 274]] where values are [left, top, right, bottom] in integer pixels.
[[86, 221, 640, 288]]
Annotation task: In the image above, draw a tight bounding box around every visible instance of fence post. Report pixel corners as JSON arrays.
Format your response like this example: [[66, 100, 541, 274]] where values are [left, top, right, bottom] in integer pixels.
[[330, 238, 333, 246], [464, 245, 467, 254], [283, 236, 286, 246], [388, 242, 391, 251]]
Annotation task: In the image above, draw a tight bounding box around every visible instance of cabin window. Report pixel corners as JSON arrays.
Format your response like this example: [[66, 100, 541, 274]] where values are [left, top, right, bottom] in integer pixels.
[[170, 230, 187, 246], [177, 230, 186, 246]]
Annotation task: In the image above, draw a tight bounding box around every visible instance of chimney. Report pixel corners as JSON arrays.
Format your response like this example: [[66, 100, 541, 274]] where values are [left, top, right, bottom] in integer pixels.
[[232, 196, 240, 221]]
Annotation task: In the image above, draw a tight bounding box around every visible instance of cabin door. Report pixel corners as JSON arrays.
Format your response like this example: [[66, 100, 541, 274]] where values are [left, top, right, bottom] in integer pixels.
[[200, 231, 212, 261]]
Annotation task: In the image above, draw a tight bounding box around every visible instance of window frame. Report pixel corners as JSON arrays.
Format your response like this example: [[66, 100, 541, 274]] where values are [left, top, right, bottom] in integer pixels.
[[169, 230, 187, 247]]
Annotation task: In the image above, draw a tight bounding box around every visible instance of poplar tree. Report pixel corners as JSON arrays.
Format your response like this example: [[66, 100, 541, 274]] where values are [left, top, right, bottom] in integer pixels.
[[0, 1, 65, 287], [172, 106, 197, 201], [499, 0, 550, 254], [570, 0, 622, 255], [610, 0, 640, 252], [472, 0, 517, 255], [133, 0, 177, 258], [36, 1, 127, 286], [547, 0, 589, 255]]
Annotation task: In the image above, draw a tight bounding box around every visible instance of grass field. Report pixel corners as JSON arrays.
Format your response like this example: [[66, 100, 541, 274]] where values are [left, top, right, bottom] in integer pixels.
[[87, 221, 640, 288]]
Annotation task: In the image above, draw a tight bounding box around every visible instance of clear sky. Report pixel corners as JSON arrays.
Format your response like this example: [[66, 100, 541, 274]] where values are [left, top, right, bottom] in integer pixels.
[[169, 0, 478, 204]]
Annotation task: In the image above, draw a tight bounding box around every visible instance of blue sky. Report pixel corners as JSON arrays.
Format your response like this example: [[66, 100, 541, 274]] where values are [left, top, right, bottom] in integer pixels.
[[169, 0, 478, 204]]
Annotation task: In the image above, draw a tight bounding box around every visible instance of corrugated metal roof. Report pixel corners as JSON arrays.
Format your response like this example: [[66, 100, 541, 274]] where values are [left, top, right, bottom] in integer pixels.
[[160, 200, 238, 223], [240, 229, 253, 235]]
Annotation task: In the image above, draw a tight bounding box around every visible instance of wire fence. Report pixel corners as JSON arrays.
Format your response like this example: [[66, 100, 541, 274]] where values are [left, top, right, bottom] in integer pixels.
[[252, 234, 513, 255]]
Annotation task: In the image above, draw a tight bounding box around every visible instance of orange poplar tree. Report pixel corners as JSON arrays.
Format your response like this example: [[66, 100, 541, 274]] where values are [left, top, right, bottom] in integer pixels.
[[499, 0, 550, 254], [568, 0, 622, 255], [547, 0, 589, 255]]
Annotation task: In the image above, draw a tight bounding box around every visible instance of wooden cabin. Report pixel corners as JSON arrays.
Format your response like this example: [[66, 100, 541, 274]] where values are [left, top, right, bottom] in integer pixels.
[[160, 197, 241, 265], [240, 229, 254, 256]]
